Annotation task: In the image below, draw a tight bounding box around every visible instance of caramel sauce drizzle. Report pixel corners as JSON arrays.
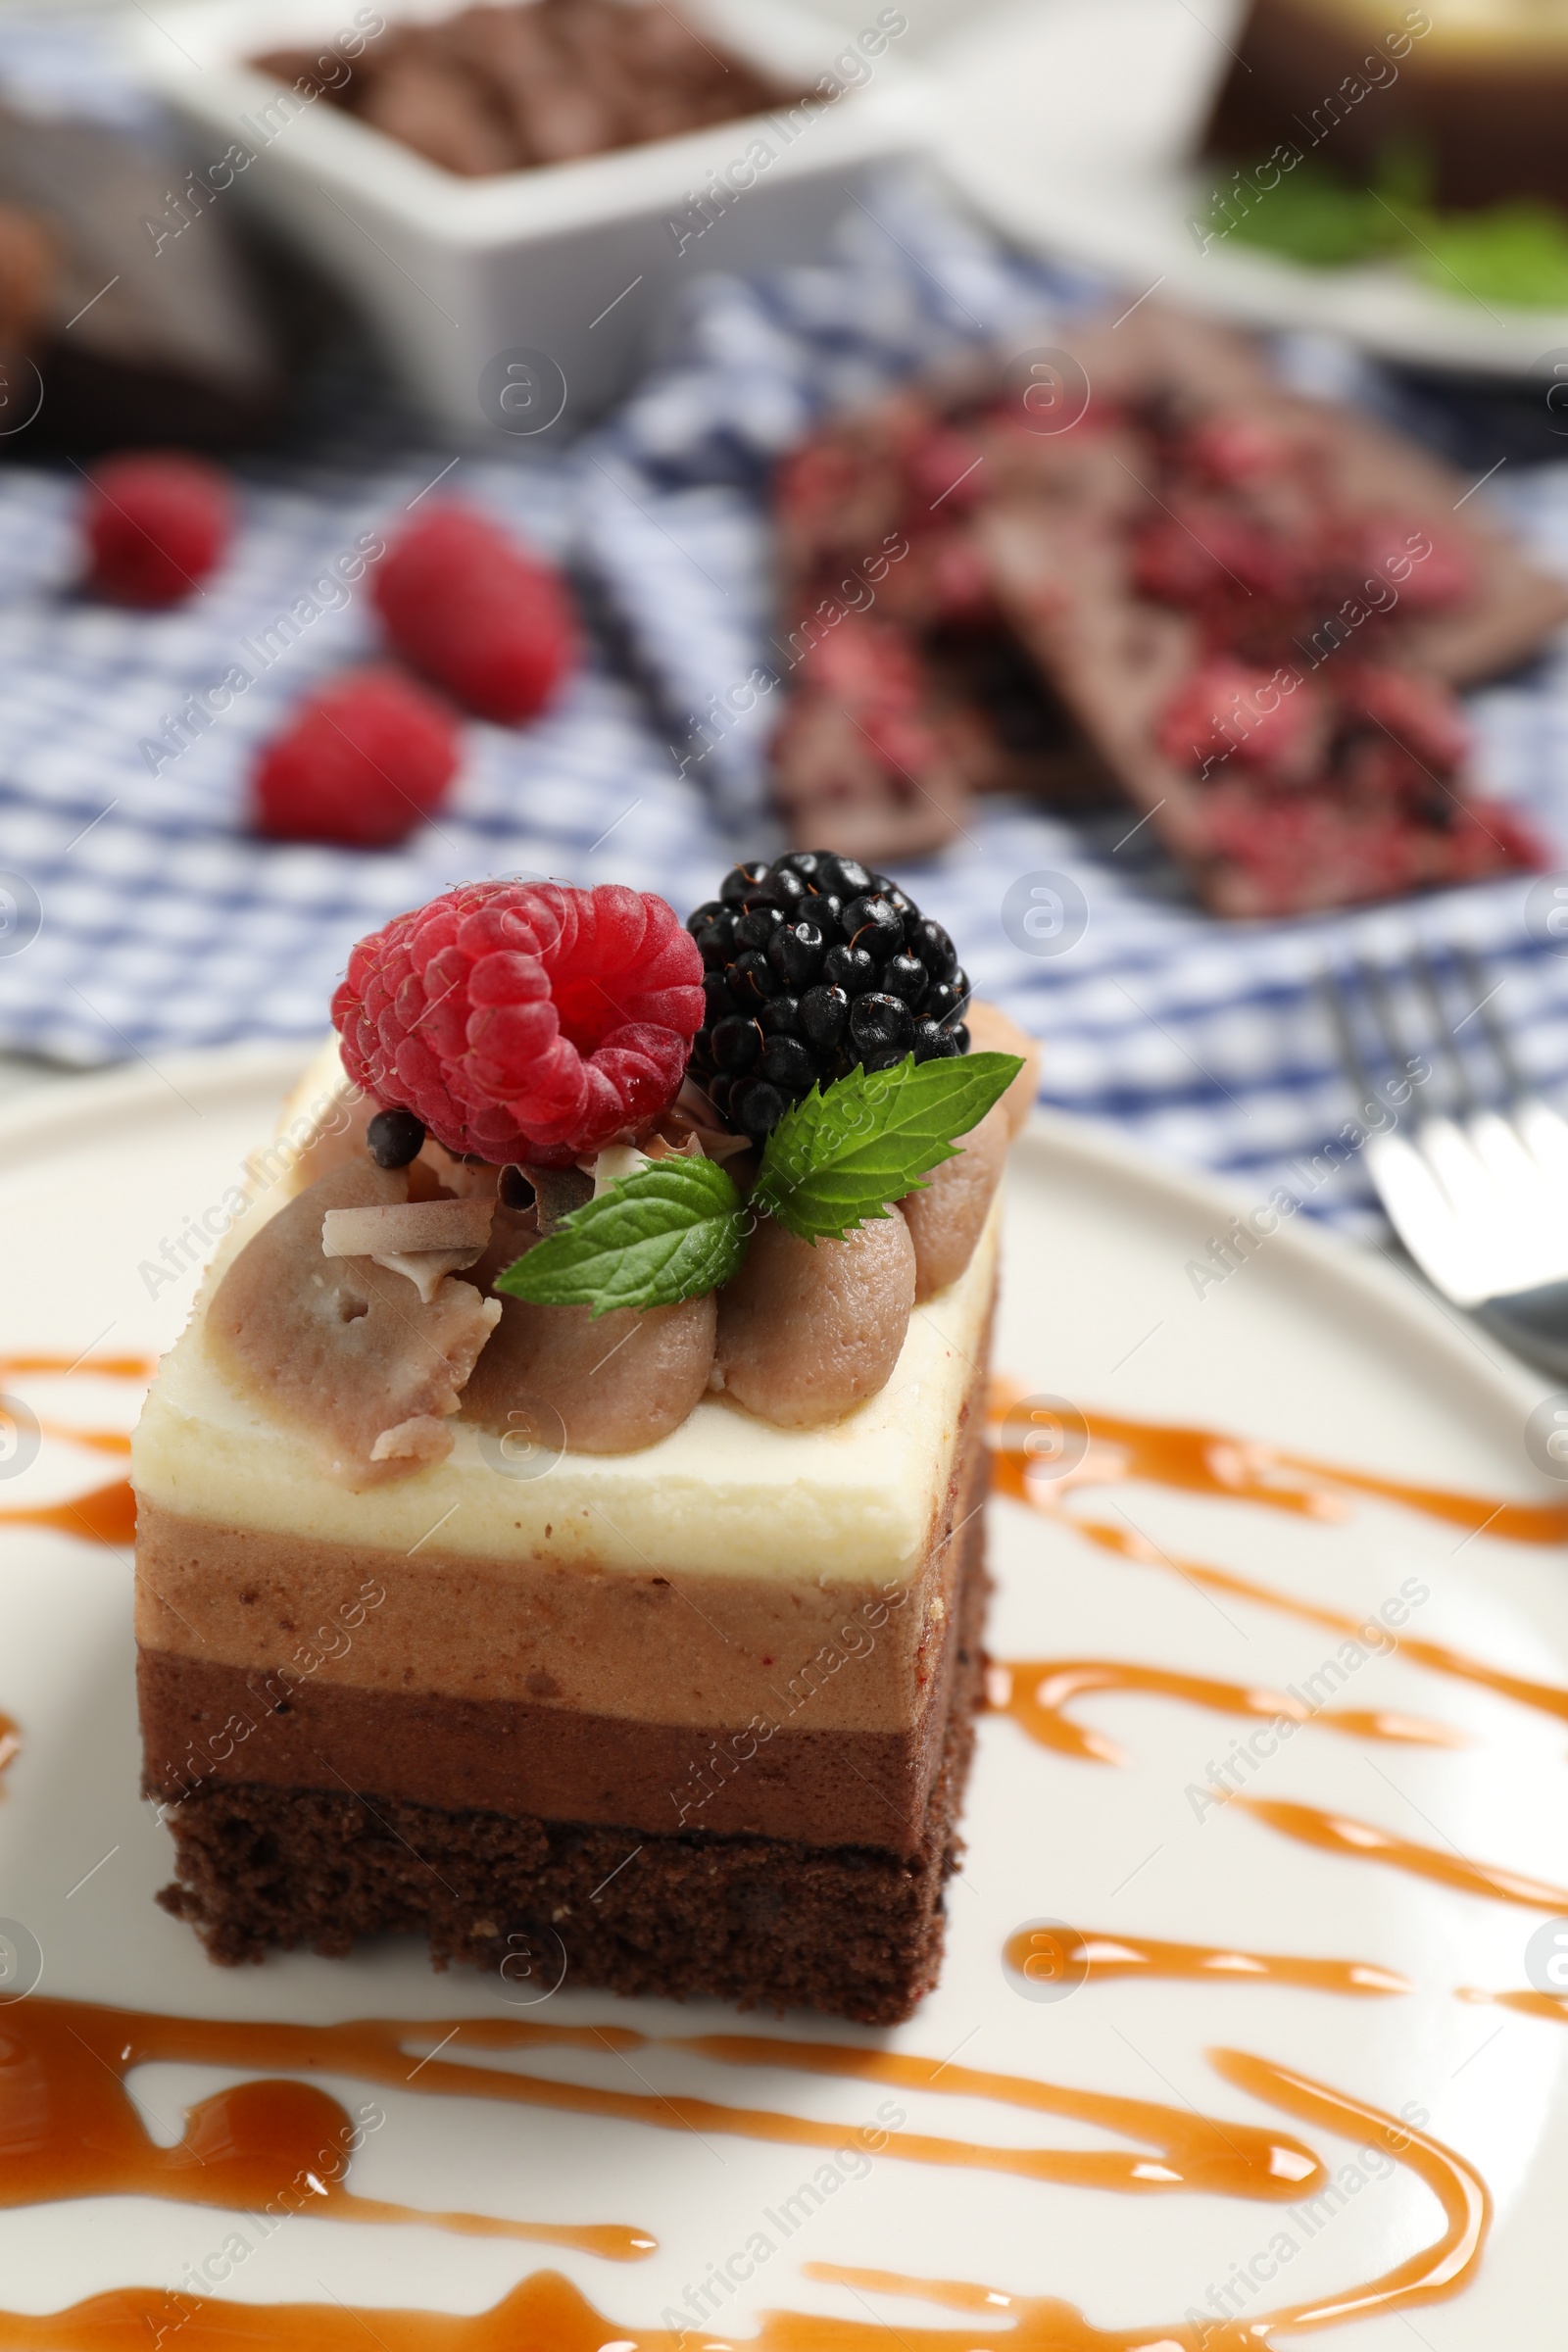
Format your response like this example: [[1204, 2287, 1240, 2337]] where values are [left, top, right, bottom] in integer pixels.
[[1232, 1794, 1568, 1913], [32, 1423, 129, 1457], [0, 2002, 648, 2263], [990, 1396, 1568, 1546], [0, 1713, 16, 1787], [0, 1353, 149, 1457], [0, 2040, 642, 2261], [0, 1997, 1324, 2208], [1004, 1927, 1410, 1998], [0, 1355, 149, 1547], [1459, 1987, 1568, 2026], [990, 1452, 1568, 1731], [0, 2045, 1488, 2351], [988, 1657, 1461, 1766], [0, 1377, 1515, 2337], [0, 1478, 136, 1544], [799, 2051, 1489, 2347]]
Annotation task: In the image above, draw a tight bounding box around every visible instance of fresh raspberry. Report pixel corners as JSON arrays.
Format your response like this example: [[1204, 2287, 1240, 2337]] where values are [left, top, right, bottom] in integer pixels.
[[251, 666, 461, 849], [332, 880, 704, 1166], [370, 504, 577, 725], [83, 453, 232, 607]]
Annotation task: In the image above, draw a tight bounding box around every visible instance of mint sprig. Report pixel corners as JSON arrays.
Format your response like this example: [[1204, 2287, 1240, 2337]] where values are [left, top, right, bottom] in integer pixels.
[[491, 1051, 1023, 1314], [496, 1154, 746, 1318], [753, 1052, 1023, 1244]]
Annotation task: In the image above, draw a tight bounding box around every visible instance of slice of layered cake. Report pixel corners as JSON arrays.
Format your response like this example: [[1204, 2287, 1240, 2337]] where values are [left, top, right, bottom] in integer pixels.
[[1205, 0, 1568, 212], [133, 856, 1035, 2023]]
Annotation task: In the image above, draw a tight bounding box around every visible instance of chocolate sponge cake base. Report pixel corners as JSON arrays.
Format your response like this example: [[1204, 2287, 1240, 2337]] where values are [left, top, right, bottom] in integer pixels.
[[154, 1536, 991, 2028]]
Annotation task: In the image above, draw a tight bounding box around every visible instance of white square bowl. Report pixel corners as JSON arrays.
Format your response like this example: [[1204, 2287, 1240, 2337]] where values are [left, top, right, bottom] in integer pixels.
[[128, 0, 935, 439]]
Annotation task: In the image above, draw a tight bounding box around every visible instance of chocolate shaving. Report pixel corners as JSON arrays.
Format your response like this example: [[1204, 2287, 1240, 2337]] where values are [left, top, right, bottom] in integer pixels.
[[520, 1163, 594, 1236]]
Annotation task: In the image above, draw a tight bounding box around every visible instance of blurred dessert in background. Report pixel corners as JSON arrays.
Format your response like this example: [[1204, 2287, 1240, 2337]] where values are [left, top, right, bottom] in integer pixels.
[[1207, 0, 1568, 211], [1201, 1, 1568, 304], [768, 309, 1568, 917], [0, 103, 284, 452], [256, 0, 815, 178], [0, 200, 51, 428]]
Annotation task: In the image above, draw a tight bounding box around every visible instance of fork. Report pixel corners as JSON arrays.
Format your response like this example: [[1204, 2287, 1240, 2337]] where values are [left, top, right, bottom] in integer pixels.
[[1322, 947, 1568, 1379]]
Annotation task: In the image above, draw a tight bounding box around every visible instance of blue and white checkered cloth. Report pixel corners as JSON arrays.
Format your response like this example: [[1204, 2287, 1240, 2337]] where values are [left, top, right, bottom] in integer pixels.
[[3, 53, 1568, 1237]]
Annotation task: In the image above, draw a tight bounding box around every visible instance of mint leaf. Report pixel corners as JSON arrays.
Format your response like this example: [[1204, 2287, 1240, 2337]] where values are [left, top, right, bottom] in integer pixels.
[[1413, 201, 1568, 309], [495, 1155, 746, 1317], [754, 1052, 1023, 1243]]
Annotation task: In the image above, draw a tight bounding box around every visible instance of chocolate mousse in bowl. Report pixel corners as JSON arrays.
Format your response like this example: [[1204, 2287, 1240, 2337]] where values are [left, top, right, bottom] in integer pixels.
[[132, 855, 1037, 2023], [255, 0, 816, 179]]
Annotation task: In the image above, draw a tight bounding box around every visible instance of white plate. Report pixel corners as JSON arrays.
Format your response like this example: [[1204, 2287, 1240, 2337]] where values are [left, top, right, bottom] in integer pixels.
[[1, 1045, 1567, 2344], [934, 0, 1568, 382]]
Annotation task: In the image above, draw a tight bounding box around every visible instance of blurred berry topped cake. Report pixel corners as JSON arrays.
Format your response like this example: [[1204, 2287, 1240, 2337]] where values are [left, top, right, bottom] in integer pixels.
[[133, 857, 1037, 2024], [1206, 0, 1568, 210]]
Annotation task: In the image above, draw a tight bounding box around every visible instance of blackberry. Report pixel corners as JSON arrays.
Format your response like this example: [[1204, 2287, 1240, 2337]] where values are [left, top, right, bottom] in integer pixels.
[[685, 852, 970, 1139]]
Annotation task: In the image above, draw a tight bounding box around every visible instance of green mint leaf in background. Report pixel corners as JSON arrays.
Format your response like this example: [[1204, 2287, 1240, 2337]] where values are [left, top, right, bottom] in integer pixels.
[[754, 1052, 1023, 1244], [1220, 161, 1394, 270], [1211, 140, 1568, 309], [1412, 202, 1568, 310], [495, 1154, 746, 1317]]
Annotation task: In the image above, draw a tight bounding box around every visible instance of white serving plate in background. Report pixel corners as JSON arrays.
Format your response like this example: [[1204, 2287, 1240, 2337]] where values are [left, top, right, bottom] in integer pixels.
[[129, 0, 932, 438], [1, 1049, 1568, 2339]]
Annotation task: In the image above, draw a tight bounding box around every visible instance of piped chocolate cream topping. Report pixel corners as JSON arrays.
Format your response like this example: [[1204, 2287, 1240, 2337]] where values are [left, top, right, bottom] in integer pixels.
[[462, 1235, 717, 1455], [713, 1210, 916, 1429], [207, 1161, 500, 1488], [901, 1101, 1009, 1303]]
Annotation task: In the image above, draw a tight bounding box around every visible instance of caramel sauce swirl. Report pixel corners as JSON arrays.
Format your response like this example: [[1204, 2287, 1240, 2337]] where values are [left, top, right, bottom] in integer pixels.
[[1459, 1987, 1568, 2026], [1004, 1927, 1410, 1998], [1234, 1794, 1568, 1912], [0, 1998, 650, 2262], [0, 1478, 136, 1544], [0, 1355, 150, 1547], [988, 1657, 1461, 1766], [0, 1353, 150, 1461], [991, 1453, 1568, 1732], [992, 1394, 1568, 1545], [0, 1998, 1324, 2210], [0, 2043, 1488, 2351]]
